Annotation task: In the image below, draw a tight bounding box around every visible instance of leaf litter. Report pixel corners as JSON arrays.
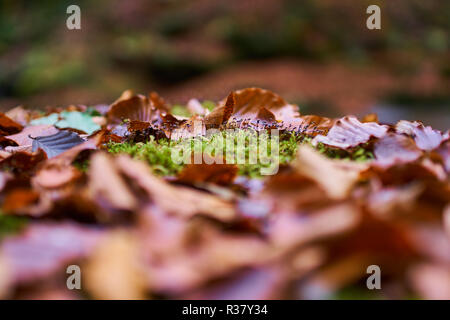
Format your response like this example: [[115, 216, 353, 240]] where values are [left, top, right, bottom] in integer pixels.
[[0, 87, 448, 299]]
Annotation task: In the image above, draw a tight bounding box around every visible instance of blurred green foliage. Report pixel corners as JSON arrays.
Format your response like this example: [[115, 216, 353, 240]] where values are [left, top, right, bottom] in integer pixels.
[[0, 0, 448, 102]]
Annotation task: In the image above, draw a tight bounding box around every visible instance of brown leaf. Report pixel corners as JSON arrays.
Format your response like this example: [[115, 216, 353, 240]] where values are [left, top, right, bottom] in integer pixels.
[[0, 150, 47, 177], [33, 164, 82, 190], [5, 125, 59, 147], [396, 120, 445, 151], [0, 113, 23, 135], [283, 115, 335, 136], [228, 87, 298, 122], [5, 106, 31, 126], [83, 231, 147, 299], [115, 155, 236, 222], [204, 92, 235, 128], [0, 223, 103, 284], [373, 133, 422, 168], [177, 163, 238, 186], [294, 145, 368, 199], [282, 115, 335, 136], [2, 188, 40, 213], [436, 140, 450, 173], [312, 116, 388, 149], [149, 91, 170, 112], [127, 120, 151, 132], [170, 115, 205, 140], [87, 152, 137, 213], [107, 92, 154, 124], [184, 266, 288, 299], [408, 264, 450, 300], [269, 203, 361, 252]]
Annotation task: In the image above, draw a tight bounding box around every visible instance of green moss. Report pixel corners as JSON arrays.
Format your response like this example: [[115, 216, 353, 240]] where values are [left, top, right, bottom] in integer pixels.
[[0, 211, 27, 239], [171, 105, 192, 117], [106, 130, 373, 178], [202, 101, 216, 112], [107, 137, 183, 176]]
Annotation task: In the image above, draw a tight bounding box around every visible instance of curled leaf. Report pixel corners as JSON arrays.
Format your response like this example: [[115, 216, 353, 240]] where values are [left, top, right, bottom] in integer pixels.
[[6, 125, 59, 147], [177, 163, 238, 186], [0, 223, 103, 284], [0, 113, 23, 135], [396, 120, 445, 151], [312, 116, 388, 149], [373, 133, 422, 168], [31, 130, 85, 158], [107, 93, 154, 124], [294, 145, 368, 199]]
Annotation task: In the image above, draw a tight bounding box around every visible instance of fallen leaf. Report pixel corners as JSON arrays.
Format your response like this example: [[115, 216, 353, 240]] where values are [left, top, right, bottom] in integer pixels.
[[0, 113, 23, 135], [396, 120, 445, 151], [408, 264, 450, 300], [83, 231, 147, 299], [2, 188, 40, 213], [31, 130, 85, 158], [373, 133, 422, 168], [312, 116, 388, 149], [0, 223, 103, 284], [294, 145, 368, 199], [6, 125, 59, 146], [177, 163, 238, 186], [115, 155, 236, 222], [107, 93, 154, 124]]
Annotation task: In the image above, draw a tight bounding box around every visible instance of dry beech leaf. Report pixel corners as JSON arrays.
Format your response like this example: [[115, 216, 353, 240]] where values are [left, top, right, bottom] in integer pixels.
[[184, 266, 287, 300], [300, 253, 372, 299], [6, 125, 59, 147], [269, 203, 361, 253], [5, 106, 31, 126], [408, 264, 450, 300], [87, 152, 137, 213], [0, 112, 23, 135], [115, 155, 236, 222], [0, 253, 12, 299], [294, 145, 368, 199], [33, 164, 81, 190], [282, 115, 335, 136], [204, 92, 235, 128], [170, 115, 206, 140], [83, 231, 147, 300], [436, 140, 450, 173], [127, 120, 151, 132], [107, 93, 154, 124], [177, 162, 238, 186], [312, 116, 388, 149], [228, 87, 298, 122], [139, 213, 269, 294], [149, 91, 170, 112], [373, 133, 423, 168], [31, 130, 84, 158], [396, 120, 445, 151], [367, 184, 423, 217], [0, 149, 47, 176], [0, 223, 103, 284], [48, 131, 103, 167], [2, 188, 40, 213]]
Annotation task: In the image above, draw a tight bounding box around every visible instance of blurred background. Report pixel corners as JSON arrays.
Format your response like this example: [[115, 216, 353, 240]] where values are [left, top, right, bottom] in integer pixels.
[[0, 0, 449, 129]]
